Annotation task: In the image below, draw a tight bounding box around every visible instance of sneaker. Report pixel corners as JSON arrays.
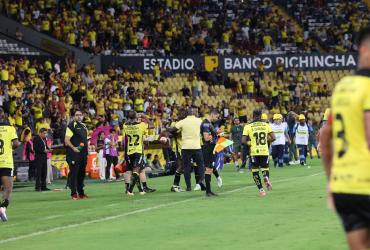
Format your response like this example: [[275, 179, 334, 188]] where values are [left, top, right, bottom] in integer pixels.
[[259, 189, 266, 197], [171, 186, 180, 192], [186, 187, 192, 192], [71, 194, 80, 200], [139, 191, 146, 195], [41, 188, 51, 191], [217, 177, 223, 188], [206, 191, 218, 197], [264, 177, 272, 191], [0, 207, 8, 222], [143, 187, 156, 193], [79, 194, 89, 199], [127, 192, 134, 196], [194, 184, 201, 191]]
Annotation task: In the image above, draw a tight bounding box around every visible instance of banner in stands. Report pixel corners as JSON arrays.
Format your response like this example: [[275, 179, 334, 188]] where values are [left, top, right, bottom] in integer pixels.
[[102, 53, 357, 73]]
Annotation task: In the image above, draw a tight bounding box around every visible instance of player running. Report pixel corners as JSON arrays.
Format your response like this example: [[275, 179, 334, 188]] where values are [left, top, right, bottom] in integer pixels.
[[270, 114, 290, 168], [0, 108, 20, 221], [242, 109, 275, 197], [320, 27, 370, 250]]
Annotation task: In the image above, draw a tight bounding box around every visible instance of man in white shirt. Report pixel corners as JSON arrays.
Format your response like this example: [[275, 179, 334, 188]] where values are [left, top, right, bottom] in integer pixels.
[[270, 114, 290, 168], [293, 114, 312, 166]]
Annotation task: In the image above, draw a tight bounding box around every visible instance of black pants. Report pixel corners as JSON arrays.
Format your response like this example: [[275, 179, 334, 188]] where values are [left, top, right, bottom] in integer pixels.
[[35, 156, 47, 190], [67, 155, 87, 196], [28, 160, 36, 181], [271, 145, 285, 167], [105, 155, 119, 180], [181, 149, 205, 189]]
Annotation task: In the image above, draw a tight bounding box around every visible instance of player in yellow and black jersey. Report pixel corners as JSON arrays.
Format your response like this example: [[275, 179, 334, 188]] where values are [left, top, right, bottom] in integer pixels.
[[320, 28, 370, 250], [242, 109, 275, 197], [0, 108, 20, 222], [123, 111, 152, 196], [165, 109, 187, 193]]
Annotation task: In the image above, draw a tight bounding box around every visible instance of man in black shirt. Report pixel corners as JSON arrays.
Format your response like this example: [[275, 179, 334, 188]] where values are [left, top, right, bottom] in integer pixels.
[[200, 108, 221, 196], [65, 110, 89, 200]]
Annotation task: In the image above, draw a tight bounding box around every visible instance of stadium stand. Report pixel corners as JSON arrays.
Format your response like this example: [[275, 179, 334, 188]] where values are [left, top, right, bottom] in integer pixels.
[[277, 0, 369, 52], [1, 0, 318, 55], [0, 34, 41, 55]]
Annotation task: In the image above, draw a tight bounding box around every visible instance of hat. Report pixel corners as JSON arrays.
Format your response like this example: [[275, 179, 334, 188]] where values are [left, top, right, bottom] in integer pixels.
[[299, 114, 306, 120], [273, 113, 281, 120], [261, 113, 268, 120]]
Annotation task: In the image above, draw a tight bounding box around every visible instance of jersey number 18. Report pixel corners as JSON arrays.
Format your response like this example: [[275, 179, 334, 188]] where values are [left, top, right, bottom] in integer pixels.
[[253, 132, 267, 146]]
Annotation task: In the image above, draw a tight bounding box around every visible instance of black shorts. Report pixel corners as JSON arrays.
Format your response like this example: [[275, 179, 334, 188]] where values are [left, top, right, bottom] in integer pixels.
[[202, 143, 216, 168], [250, 156, 269, 168], [233, 143, 242, 154], [333, 193, 370, 232], [126, 153, 144, 171], [0, 168, 13, 177]]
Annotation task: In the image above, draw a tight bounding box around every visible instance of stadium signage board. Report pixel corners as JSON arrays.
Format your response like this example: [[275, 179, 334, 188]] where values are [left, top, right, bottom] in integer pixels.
[[102, 53, 357, 73]]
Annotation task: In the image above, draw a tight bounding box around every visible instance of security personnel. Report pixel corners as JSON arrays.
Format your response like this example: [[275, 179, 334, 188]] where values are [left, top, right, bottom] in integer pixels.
[[65, 109, 88, 200]]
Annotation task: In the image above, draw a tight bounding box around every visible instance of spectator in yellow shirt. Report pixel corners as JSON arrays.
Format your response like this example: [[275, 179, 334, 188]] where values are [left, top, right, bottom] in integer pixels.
[[1, 65, 9, 86], [246, 77, 254, 99], [263, 33, 273, 51], [35, 118, 50, 133], [67, 31, 76, 45]]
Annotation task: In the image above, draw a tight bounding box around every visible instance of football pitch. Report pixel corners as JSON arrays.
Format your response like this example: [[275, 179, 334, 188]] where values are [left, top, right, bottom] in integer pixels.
[[0, 160, 346, 250]]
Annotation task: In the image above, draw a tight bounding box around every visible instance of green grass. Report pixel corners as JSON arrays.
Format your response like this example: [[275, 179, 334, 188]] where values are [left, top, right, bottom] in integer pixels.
[[0, 160, 346, 250]]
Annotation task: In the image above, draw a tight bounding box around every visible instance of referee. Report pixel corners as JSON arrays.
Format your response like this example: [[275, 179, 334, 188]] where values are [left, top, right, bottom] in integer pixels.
[[169, 107, 206, 193], [0, 108, 20, 221], [65, 109, 89, 200]]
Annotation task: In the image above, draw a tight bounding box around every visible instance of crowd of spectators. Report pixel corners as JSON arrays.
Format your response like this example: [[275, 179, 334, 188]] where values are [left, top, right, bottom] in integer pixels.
[[280, 0, 369, 52], [0, 53, 331, 147], [1, 0, 319, 55]]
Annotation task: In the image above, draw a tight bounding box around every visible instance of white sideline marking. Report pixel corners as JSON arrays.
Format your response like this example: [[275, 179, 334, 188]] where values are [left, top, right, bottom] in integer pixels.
[[106, 203, 119, 207], [0, 172, 323, 244], [42, 215, 62, 220]]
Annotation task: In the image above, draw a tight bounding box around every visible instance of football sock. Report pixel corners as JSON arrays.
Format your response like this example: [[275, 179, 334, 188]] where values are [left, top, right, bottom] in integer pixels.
[[136, 182, 144, 192], [142, 182, 148, 189], [125, 183, 129, 192], [173, 172, 181, 186], [252, 170, 263, 189], [261, 168, 270, 179], [205, 174, 211, 193], [0, 199, 9, 208], [213, 169, 220, 178], [195, 172, 200, 184], [128, 172, 140, 193]]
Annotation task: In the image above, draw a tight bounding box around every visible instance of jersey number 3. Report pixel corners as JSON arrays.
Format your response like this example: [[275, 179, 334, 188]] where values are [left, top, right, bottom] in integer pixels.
[[335, 113, 347, 158]]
